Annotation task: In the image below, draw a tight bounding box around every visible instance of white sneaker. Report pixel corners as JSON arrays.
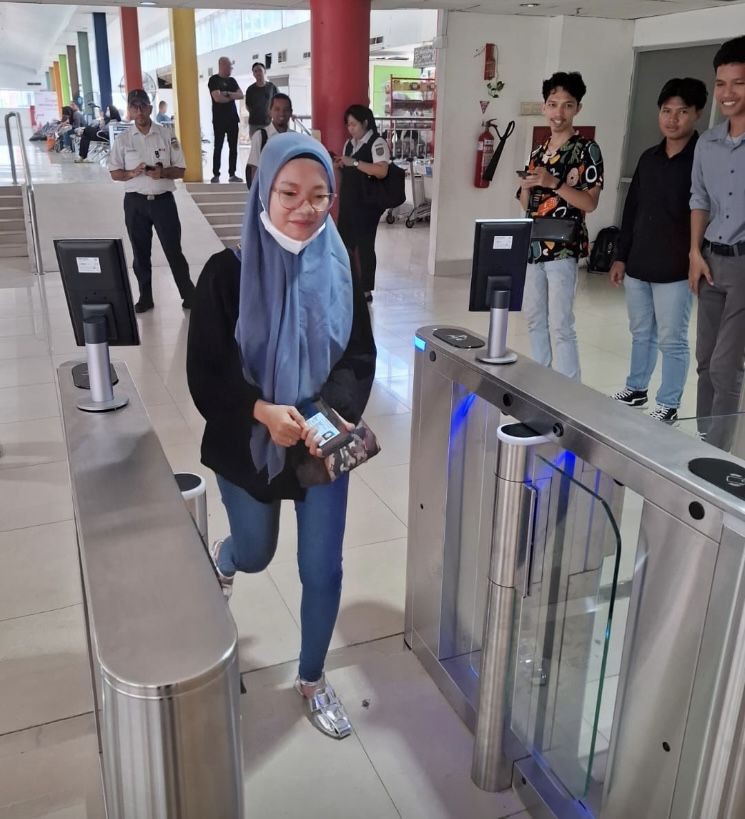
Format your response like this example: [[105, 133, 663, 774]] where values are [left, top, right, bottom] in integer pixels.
[[208, 539, 234, 599]]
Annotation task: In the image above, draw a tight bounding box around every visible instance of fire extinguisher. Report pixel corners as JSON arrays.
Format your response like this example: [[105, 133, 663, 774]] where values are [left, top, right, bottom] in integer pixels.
[[474, 121, 495, 189]]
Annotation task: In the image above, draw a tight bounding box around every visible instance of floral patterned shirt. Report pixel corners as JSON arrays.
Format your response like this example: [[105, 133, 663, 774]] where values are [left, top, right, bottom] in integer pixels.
[[525, 134, 604, 263]]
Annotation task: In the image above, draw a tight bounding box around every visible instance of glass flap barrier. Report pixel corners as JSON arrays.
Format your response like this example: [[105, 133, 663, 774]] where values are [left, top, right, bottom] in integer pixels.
[[511, 453, 622, 803], [677, 412, 745, 458]]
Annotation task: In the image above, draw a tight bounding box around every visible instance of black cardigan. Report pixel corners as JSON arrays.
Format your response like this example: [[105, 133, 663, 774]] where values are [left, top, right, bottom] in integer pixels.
[[186, 248, 377, 502]]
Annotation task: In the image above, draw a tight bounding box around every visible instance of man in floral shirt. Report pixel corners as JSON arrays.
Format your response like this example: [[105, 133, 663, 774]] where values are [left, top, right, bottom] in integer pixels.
[[518, 71, 604, 381]]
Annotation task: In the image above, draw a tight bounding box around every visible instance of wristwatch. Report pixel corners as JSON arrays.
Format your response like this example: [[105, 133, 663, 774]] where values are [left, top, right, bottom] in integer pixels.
[[353, 160, 360, 168]]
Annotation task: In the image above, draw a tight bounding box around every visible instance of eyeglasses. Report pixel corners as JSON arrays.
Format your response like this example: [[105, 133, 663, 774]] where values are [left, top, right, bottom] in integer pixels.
[[129, 102, 150, 112], [272, 188, 336, 213]]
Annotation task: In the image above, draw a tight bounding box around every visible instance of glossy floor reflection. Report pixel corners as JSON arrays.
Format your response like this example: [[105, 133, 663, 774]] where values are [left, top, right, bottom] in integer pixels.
[[0, 144, 701, 817]]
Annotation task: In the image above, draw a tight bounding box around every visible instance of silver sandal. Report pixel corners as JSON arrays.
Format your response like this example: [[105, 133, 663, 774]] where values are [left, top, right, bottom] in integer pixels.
[[294, 675, 352, 740]]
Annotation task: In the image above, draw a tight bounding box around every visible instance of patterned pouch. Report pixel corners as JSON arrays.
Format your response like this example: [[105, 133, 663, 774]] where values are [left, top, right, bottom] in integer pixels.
[[294, 420, 381, 488]]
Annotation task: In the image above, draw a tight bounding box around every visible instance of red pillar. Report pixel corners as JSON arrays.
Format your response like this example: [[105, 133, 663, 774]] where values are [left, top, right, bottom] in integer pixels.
[[120, 8, 143, 94], [310, 0, 371, 157]]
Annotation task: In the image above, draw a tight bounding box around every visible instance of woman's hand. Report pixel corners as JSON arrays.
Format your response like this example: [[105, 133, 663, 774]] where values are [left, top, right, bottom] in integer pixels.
[[302, 417, 355, 458], [253, 399, 306, 448], [333, 155, 346, 169]]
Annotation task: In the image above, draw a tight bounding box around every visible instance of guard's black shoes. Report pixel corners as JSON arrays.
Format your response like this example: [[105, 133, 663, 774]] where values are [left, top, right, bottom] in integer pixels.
[[134, 297, 154, 313]]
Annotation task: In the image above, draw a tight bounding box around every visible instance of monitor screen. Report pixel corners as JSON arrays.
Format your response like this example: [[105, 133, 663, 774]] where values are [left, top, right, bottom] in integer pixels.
[[54, 238, 140, 347], [468, 219, 533, 312]]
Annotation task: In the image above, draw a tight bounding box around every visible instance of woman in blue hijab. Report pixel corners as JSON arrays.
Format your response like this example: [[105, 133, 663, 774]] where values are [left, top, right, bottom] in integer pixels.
[[187, 132, 376, 739]]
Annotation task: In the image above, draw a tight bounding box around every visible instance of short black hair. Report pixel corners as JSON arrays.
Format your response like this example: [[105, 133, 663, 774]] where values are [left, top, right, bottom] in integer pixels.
[[657, 77, 708, 111], [542, 71, 587, 104], [252, 62, 266, 71], [714, 36, 745, 70], [271, 92, 292, 109], [344, 104, 377, 133]]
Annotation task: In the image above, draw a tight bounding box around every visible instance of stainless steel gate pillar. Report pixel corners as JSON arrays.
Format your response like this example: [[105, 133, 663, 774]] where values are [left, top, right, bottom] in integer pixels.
[[472, 422, 549, 791]]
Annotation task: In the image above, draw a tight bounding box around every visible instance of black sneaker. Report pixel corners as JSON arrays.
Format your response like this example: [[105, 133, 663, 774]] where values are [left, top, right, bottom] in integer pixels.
[[611, 387, 648, 407], [134, 297, 154, 313], [649, 405, 678, 424]]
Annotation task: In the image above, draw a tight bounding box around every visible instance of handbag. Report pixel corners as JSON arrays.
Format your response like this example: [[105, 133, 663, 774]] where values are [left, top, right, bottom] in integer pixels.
[[361, 162, 406, 212], [527, 151, 580, 245], [530, 217, 579, 244], [293, 419, 381, 488]]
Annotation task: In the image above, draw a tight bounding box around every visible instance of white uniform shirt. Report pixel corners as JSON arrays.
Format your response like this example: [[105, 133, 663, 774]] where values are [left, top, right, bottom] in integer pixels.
[[247, 123, 279, 169], [345, 130, 391, 163], [108, 121, 185, 195]]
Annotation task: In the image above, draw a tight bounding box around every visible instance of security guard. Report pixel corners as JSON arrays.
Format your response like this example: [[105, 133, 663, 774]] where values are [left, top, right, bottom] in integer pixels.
[[109, 89, 195, 313]]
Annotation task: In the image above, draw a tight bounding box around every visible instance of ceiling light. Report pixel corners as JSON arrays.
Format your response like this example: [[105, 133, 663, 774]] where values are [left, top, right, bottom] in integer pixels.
[[140, 1, 158, 6]]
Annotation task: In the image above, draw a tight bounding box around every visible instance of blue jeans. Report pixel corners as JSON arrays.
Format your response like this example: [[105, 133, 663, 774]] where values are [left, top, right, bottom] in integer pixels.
[[523, 258, 581, 381], [624, 276, 691, 409], [216, 473, 350, 682]]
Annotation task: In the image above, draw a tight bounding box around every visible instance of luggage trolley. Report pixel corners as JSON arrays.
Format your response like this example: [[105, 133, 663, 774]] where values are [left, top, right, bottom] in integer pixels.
[[404, 158, 432, 229]]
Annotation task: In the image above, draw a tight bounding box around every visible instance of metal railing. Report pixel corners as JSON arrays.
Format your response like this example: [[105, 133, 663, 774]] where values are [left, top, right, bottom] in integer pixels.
[[4, 112, 44, 275]]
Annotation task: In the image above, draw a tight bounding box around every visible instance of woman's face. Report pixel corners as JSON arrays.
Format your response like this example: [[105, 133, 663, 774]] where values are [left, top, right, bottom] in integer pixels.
[[268, 157, 330, 242], [346, 115, 367, 141]]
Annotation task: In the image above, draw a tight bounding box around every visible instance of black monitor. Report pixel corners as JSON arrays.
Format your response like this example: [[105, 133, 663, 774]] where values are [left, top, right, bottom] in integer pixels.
[[54, 238, 139, 347], [468, 219, 533, 312]]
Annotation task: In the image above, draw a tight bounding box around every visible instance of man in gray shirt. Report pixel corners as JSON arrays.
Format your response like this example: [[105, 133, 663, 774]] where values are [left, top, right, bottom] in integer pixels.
[[244, 62, 277, 137], [689, 35, 745, 448]]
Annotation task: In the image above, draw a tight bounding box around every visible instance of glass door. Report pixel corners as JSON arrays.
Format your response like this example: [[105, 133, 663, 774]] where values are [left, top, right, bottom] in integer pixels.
[[511, 453, 622, 802]]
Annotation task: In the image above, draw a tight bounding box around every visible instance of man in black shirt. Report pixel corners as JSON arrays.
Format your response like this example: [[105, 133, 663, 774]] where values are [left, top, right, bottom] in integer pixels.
[[245, 62, 278, 137], [610, 77, 708, 423], [208, 56, 244, 184]]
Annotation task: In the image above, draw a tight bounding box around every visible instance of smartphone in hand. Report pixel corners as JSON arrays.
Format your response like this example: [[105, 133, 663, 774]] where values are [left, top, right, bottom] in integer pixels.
[[516, 170, 530, 179]]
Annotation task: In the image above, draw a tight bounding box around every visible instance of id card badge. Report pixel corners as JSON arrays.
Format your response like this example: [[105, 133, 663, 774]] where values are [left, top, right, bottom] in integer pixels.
[[300, 399, 352, 457]]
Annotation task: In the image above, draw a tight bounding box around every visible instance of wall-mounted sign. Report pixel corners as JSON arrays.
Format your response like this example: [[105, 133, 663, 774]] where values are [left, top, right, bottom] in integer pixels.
[[413, 44, 436, 68]]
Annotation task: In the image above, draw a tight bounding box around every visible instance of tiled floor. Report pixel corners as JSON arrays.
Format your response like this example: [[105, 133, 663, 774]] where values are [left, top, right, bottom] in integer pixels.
[[0, 144, 702, 817]]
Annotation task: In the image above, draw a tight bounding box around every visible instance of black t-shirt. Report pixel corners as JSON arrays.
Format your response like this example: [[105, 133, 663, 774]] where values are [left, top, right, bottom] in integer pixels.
[[208, 74, 240, 125], [245, 81, 277, 126]]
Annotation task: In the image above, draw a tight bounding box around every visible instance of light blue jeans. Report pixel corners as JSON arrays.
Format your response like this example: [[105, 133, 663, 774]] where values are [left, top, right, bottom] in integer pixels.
[[624, 276, 692, 409], [216, 473, 350, 682], [523, 258, 581, 381]]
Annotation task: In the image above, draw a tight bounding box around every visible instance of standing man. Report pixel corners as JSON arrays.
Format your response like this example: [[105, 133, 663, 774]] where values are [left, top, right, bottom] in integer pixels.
[[689, 36, 745, 449], [518, 71, 604, 381], [245, 62, 277, 138], [245, 93, 293, 187], [610, 78, 707, 424], [108, 89, 196, 313], [208, 57, 244, 184]]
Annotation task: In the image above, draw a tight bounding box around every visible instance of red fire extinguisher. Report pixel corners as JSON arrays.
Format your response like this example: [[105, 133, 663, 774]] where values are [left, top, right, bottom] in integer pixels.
[[475, 121, 495, 189]]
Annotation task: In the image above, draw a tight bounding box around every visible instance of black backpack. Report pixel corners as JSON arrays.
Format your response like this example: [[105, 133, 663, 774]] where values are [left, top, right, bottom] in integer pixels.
[[589, 226, 620, 273]]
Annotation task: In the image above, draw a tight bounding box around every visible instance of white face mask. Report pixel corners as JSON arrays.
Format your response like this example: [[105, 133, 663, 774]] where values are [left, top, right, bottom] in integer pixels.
[[259, 209, 325, 255]]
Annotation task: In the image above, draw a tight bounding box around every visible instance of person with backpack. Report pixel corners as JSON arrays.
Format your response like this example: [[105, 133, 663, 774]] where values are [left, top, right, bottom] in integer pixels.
[[609, 78, 707, 424], [245, 93, 293, 188], [518, 72, 604, 381], [333, 105, 391, 303]]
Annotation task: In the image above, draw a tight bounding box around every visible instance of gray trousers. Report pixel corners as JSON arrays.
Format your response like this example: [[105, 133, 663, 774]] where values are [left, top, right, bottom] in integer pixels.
[[696, 248, 745, 448]]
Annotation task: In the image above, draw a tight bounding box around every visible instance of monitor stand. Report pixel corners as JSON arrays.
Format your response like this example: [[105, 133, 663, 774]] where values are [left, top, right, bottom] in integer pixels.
[[477, 290, 518, 365], [76, 316, 129, 413]]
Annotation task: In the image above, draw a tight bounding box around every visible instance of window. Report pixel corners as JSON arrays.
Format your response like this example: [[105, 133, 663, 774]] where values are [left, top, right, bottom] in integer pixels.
[[278, 50, 288, 64], [0, 90, 33, 107], [282, 11, 310, 27]]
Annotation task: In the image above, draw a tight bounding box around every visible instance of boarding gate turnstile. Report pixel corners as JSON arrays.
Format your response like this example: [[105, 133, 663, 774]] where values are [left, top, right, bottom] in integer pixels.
[[406, 326, 745, 819]]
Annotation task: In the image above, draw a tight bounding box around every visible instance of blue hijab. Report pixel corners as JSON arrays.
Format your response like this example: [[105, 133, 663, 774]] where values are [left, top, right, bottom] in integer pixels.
[[235, 132, 353, 481]]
